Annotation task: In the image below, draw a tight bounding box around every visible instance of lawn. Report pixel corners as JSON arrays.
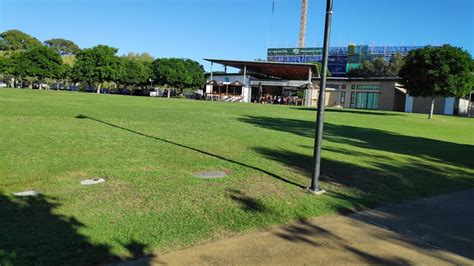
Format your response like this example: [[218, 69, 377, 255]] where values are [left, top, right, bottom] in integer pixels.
[[1, 88, 473, 264]]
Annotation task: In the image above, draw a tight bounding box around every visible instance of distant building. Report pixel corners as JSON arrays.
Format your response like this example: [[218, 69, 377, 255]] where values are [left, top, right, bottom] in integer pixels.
[[267, 44, 423, 77]]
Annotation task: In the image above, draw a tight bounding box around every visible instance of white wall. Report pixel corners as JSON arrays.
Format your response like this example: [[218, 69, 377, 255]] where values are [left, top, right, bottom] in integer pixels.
[[458, 98, 470, 116]]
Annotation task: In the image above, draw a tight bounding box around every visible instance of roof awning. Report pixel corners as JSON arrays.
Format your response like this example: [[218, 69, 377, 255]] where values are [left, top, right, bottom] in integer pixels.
[[229, 80, 244, 86], [205, 59, 319, 81], [206, 80, 223, 86]]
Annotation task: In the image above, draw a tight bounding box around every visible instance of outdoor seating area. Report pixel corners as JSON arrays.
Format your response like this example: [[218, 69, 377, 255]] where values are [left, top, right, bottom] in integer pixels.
[[257, 94, 304, 105], [205, 79, 245, 102]]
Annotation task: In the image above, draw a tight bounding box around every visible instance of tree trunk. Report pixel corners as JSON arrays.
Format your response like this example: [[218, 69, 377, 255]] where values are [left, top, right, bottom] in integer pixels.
[[167, 88, 171, 98], [97, 83, 101, 94], [428, 95, 435, 119]]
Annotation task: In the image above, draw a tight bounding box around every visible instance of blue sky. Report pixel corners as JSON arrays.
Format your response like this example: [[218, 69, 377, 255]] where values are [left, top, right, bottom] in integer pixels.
[[1, 0, 473, 71]]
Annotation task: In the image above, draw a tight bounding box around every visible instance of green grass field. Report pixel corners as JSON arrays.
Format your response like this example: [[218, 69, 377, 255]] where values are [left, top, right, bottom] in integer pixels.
[[1, 88, 473, 264]]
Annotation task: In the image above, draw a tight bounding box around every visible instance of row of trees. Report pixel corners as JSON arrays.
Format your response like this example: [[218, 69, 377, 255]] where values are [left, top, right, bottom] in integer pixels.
[[0, 29, 205, 94]]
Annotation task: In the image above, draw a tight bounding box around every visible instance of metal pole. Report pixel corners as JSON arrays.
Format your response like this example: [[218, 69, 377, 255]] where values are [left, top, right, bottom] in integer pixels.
[[210, 62, 213, 81], [243, 64, 247, 101], [309, 0, 333, 193]]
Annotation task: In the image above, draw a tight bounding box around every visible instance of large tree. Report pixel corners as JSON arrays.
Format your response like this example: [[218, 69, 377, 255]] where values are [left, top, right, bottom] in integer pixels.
[[118, 58, 151, 87], [14, 46, 63, 88], [152, 58, 205, 96], [72, 45, 122, 93], [0, 30, 42, 51], [399, 45, 473, 119], [44, 38, 81, 55]]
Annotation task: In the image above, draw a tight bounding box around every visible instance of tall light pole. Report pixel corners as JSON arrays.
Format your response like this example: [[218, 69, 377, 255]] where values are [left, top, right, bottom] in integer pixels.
[[309, 0, 333, 194]]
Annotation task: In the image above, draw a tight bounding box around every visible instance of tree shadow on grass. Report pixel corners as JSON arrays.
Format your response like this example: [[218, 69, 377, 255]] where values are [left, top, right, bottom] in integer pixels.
[[76, 114, 305, 189], [239, 115, 474, 169], [0, 193, 154, 265], [226, 189, 267, 213], [254, 146, 473, 203], [291, 107, 404, 116]]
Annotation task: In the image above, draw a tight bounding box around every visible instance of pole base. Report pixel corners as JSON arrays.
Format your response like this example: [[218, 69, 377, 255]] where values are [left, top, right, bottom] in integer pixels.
[[306, 187, 326, 195]]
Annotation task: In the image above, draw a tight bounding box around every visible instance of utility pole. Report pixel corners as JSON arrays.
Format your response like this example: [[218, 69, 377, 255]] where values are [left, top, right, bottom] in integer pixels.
[[309, 0, 333, 194]]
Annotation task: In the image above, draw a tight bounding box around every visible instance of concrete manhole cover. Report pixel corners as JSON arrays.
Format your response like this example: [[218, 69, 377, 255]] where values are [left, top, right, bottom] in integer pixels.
[[81, 178, 106, 185], [194, 171, 227, 179], [13, 190, 41, 197]]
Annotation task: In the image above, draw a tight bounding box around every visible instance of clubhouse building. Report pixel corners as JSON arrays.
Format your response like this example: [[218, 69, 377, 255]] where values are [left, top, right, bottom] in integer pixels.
[[204, 59, 472, 116]]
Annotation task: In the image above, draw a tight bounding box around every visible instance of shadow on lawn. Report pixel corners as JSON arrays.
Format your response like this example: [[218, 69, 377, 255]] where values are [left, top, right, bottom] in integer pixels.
[[76, 114, 305, 189], [291, 107, 403, 116], [0, 194, 154, 265], [239, 115, 473, 202], [226, 189, 267, 213], [254, 146, 473, 203], [239, 115, 474, 169]]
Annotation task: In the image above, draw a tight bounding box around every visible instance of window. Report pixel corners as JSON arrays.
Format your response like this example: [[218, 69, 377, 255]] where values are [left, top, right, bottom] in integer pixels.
[[353, 92, 379, 109], [326, 83, 339, 89], [350, 92, 356, 108], [351, 85, 356, 90], [340, 91, 346, 105], [341, 84, 346, 90]]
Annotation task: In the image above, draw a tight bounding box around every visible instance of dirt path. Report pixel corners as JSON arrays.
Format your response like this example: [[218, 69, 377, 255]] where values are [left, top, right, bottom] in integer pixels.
[[121, 189, 474, 265]]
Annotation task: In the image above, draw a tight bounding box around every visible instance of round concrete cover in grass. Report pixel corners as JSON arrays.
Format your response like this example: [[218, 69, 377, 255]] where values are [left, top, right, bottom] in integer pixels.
[[194, 171, 227, 179], [81, 178, 106, 185], [13, 190, 40, 197]]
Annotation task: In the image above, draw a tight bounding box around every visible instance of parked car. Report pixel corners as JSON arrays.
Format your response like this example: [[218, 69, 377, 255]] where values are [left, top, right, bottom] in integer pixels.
[[85, 86, 96, 92], [50, 83, 66, 90], [150, 88, 164, 97], [0, 82, 7, 88], [113, 88, 130, 95], [184, 92, 203, 100]]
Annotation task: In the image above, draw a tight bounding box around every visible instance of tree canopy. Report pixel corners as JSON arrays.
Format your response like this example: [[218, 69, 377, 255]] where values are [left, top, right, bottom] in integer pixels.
[[119, 58, 151, 87], [14, 46, 63, 82], [399, 45, 473, 118], [0, 30, 42, 51], [72, 45, 122, 92], [152, 58, 204, 90], [44, 38, 81, 55], [0, 56, 13, 75], [122, 52, 154, 64], [347, 53, 405, 78], [311, 61, 331, 77]]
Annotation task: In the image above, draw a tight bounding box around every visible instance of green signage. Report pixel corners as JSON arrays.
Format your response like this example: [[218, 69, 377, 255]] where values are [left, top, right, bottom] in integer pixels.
[[267, 48, 323, 56]]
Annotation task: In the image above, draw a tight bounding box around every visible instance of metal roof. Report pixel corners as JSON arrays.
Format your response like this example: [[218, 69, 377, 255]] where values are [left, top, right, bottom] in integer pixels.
[[204, 59, 319, 81]]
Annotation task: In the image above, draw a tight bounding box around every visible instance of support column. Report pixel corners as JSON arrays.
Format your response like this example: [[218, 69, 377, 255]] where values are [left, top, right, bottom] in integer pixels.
[[242, 65, 251, 102], [304, 68, 313, 107]]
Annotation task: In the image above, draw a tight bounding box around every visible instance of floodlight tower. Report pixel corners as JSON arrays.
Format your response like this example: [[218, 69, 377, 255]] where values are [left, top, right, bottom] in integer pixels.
[[299, 0, 308, 48]]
